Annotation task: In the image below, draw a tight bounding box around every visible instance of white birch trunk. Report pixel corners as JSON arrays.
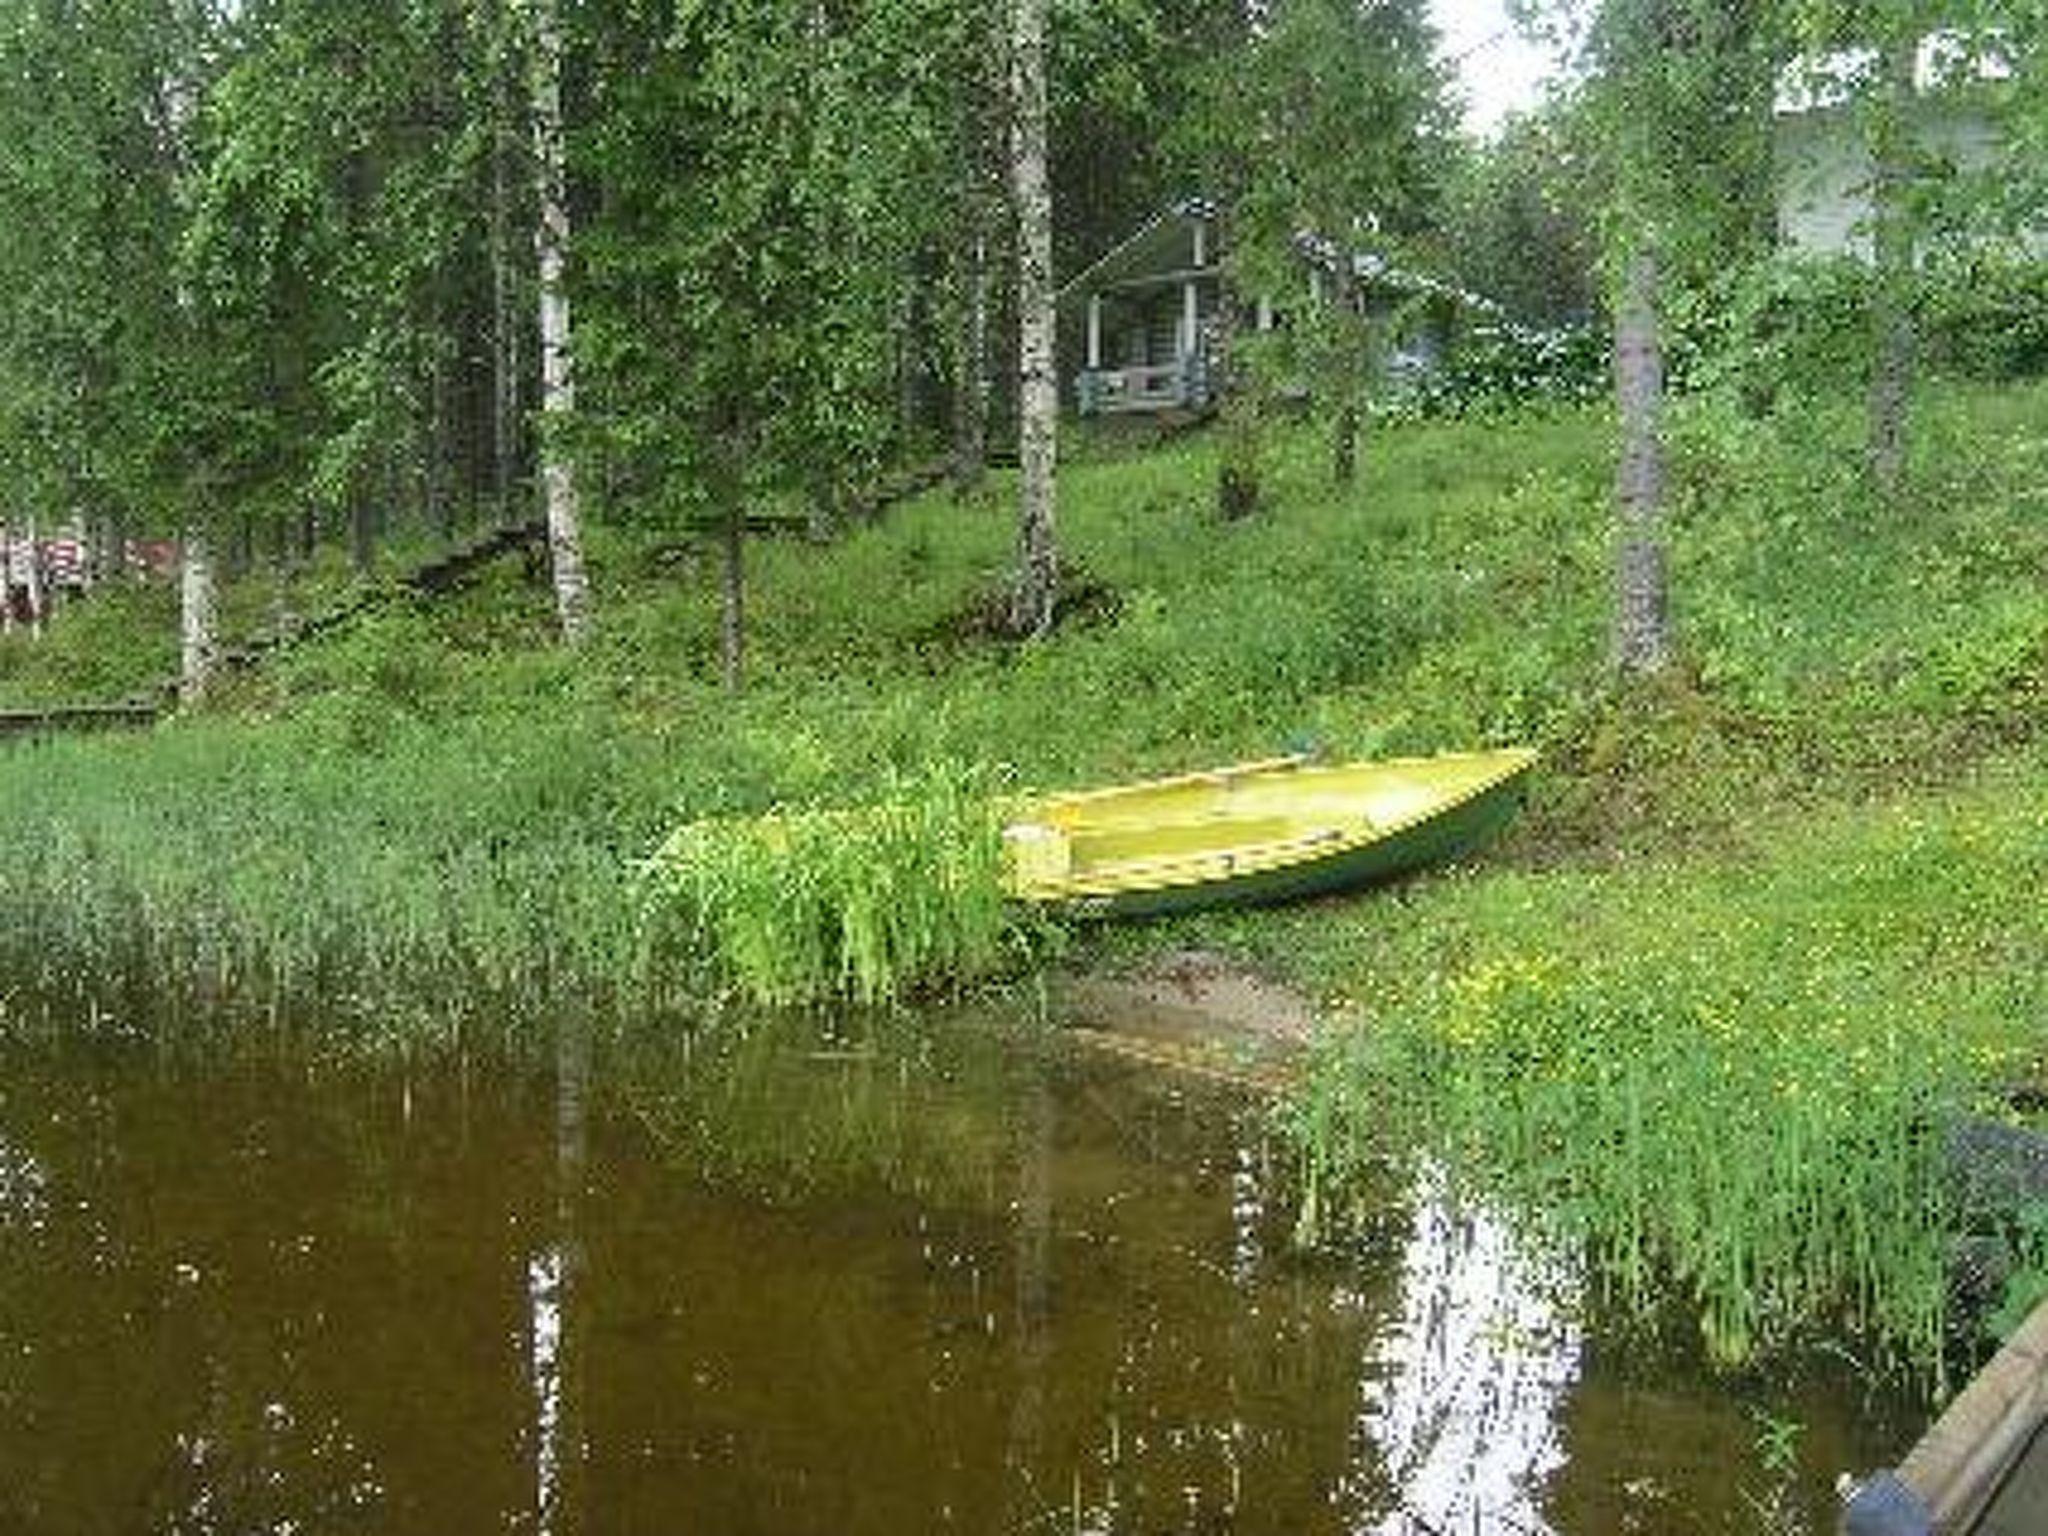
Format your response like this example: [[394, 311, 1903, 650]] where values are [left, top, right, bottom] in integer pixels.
[[179, 527, 218, 705], [1613, 247, 1671, 677], [1006, 0, 1058, 638], [1868, 36, 1917, 500], [22, 514, 45, 638], [530, 0, 592, 643]]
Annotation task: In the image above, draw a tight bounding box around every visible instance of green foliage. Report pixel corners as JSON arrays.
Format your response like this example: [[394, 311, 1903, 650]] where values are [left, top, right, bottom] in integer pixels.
[[1985, 1203, 2048, 1342], [1172, 0, 1454, 484], [1920, 254, 2048, 381], [2, 377, 2045, 1382], [1437, 102, 1601, 329], [0, 714, 657, 1018], [1699, 254, 2048, 413], [639, 766, 1018, 1009], [1396, 320, 1609, 418]]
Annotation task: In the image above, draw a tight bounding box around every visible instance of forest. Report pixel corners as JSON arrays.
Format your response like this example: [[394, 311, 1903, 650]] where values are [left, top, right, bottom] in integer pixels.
[[2, 1, 2048, 1530]]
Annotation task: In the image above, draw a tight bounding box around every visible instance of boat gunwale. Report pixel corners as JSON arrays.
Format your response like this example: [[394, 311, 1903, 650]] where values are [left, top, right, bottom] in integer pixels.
[[1007, 747, 1538, 903]]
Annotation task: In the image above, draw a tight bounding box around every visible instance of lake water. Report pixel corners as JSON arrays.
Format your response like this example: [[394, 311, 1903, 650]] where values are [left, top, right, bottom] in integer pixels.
[[0, 999, 1916, 1533]]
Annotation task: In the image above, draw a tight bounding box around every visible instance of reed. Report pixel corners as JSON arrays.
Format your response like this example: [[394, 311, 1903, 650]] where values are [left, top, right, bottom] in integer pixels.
[[638, 765, 1021, 1008], [1285, 765, 2048, 1386]]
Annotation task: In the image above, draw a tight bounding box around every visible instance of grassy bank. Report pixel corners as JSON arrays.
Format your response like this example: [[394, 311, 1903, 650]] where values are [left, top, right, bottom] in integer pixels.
[[2, 382, 2045, 1378], [1272, 754, 2047, 1383]]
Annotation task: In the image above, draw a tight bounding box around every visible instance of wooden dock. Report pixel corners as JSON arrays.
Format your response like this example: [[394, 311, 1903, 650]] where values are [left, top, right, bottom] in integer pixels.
[[0, 701, 162, 743], [0, 520, 547, 747], [1844, 1295, 2048, 1533]]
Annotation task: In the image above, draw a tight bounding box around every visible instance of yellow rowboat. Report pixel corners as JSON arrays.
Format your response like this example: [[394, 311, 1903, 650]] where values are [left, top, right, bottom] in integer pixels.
[[1002, 748, 1536, 918]]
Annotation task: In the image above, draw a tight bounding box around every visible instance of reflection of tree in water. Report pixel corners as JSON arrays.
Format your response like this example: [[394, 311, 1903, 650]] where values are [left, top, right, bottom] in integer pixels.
[[530, 1012, 589, 1536], [1004, 1040, 1056, 1527], [1345, 1165, 1583, 1536], [613, 1009, 1017, 1207], [0, 1133, 48, 1231]]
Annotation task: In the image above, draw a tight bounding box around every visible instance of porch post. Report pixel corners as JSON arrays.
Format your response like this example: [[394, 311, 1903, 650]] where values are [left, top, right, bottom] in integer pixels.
[[1086, 292, 1103, 370], [1256, 295, 1275, 332], [1182, 279, 1199, 358]]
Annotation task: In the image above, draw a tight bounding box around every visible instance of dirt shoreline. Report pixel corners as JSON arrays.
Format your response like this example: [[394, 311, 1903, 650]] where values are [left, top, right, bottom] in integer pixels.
[[1048, 950, 1321, 1091]]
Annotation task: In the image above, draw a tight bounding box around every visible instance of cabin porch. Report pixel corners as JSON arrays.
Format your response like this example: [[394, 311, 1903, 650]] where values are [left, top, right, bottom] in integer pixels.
[[1064, 200, 1226, 419], [1073, 278, 1220, 416]]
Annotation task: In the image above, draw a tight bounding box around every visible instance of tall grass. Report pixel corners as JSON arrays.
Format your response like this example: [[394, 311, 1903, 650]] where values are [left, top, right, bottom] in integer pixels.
[[0, 715, 658, 1019], [638, 765, 1020, 1008]]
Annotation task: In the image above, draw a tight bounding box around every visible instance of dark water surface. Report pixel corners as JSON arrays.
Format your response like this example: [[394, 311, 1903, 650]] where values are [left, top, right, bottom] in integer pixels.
[[0, 1002, 1917, 1533]]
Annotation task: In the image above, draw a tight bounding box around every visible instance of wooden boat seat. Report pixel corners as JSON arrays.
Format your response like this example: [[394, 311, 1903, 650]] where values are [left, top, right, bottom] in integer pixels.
[[1069, 815, 1314, 872]]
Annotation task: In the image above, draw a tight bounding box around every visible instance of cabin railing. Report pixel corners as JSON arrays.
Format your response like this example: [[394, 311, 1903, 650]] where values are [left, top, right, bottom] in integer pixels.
[[1076, 352, 1211, 417]]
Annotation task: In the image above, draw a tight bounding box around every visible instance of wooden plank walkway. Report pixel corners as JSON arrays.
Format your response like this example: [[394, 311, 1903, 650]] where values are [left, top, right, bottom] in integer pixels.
[[1844, 1295, 2048, 1533], [0, 520, 546, 747], [0, 701, 163, 743]]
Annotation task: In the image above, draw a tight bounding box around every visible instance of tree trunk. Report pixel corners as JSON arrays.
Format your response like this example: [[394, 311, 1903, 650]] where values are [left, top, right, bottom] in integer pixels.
[[1612, 247, 1671, 678], [1330, 267, 1362, 488], [720, 502, 744, 693], [896, 286, 922, 452], [351, 492, 375, 575], [179, 526, 219, 705], [493, 6, 523, 523], [21, 514, 45, 637], [1332, 401, 1360, 488], [1005, 0, 1058, 638], [1214, 286, 1261, 520], [951, 221, 991, 495], [1868, 36, 1916, 500], [531, 0, 592, 644]]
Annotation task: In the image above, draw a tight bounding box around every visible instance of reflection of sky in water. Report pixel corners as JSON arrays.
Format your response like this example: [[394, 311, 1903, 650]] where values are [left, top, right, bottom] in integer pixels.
[[529, 1245, 568, 1535], [1347, 1165, 1583, 1535], [0, 1136, 48, 1231]]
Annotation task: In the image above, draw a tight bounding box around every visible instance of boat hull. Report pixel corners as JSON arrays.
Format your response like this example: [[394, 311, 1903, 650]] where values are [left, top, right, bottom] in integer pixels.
[[1005, 749, 1535, 920]]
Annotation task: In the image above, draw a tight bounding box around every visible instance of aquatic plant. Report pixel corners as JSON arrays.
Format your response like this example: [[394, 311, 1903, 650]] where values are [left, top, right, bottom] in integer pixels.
[[1286, 766, 2048, 1387], [638, 765, 1021, 1008]]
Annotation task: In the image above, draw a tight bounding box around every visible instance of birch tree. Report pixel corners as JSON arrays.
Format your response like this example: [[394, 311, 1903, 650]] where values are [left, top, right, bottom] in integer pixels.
[[1865, 29, 1918, 498], [1611, 247, 1670, 675], [179, 529, 218, 703], [1007, 0, 1059, 638], [530, 0, 592, 643], [1529, 0, 1778, 677], [1259, 0, 1449, 489]]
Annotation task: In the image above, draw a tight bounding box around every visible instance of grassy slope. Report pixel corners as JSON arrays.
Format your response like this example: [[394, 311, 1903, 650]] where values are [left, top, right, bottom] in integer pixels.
[[1, 383, 2043, 1374], [0, 384, 2041, 999]]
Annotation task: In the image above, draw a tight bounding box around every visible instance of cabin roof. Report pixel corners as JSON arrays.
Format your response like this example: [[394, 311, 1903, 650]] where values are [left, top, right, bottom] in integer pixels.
[[1058, 198, 1218, 301], [1062, 200, 1500, 318], [1775, 29, 2012, 115]]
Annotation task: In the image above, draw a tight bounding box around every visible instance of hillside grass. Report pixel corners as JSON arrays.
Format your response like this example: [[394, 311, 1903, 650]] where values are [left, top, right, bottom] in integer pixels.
[[1, 380, 2044, 1380], [1, 382, 2042, 1006]]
